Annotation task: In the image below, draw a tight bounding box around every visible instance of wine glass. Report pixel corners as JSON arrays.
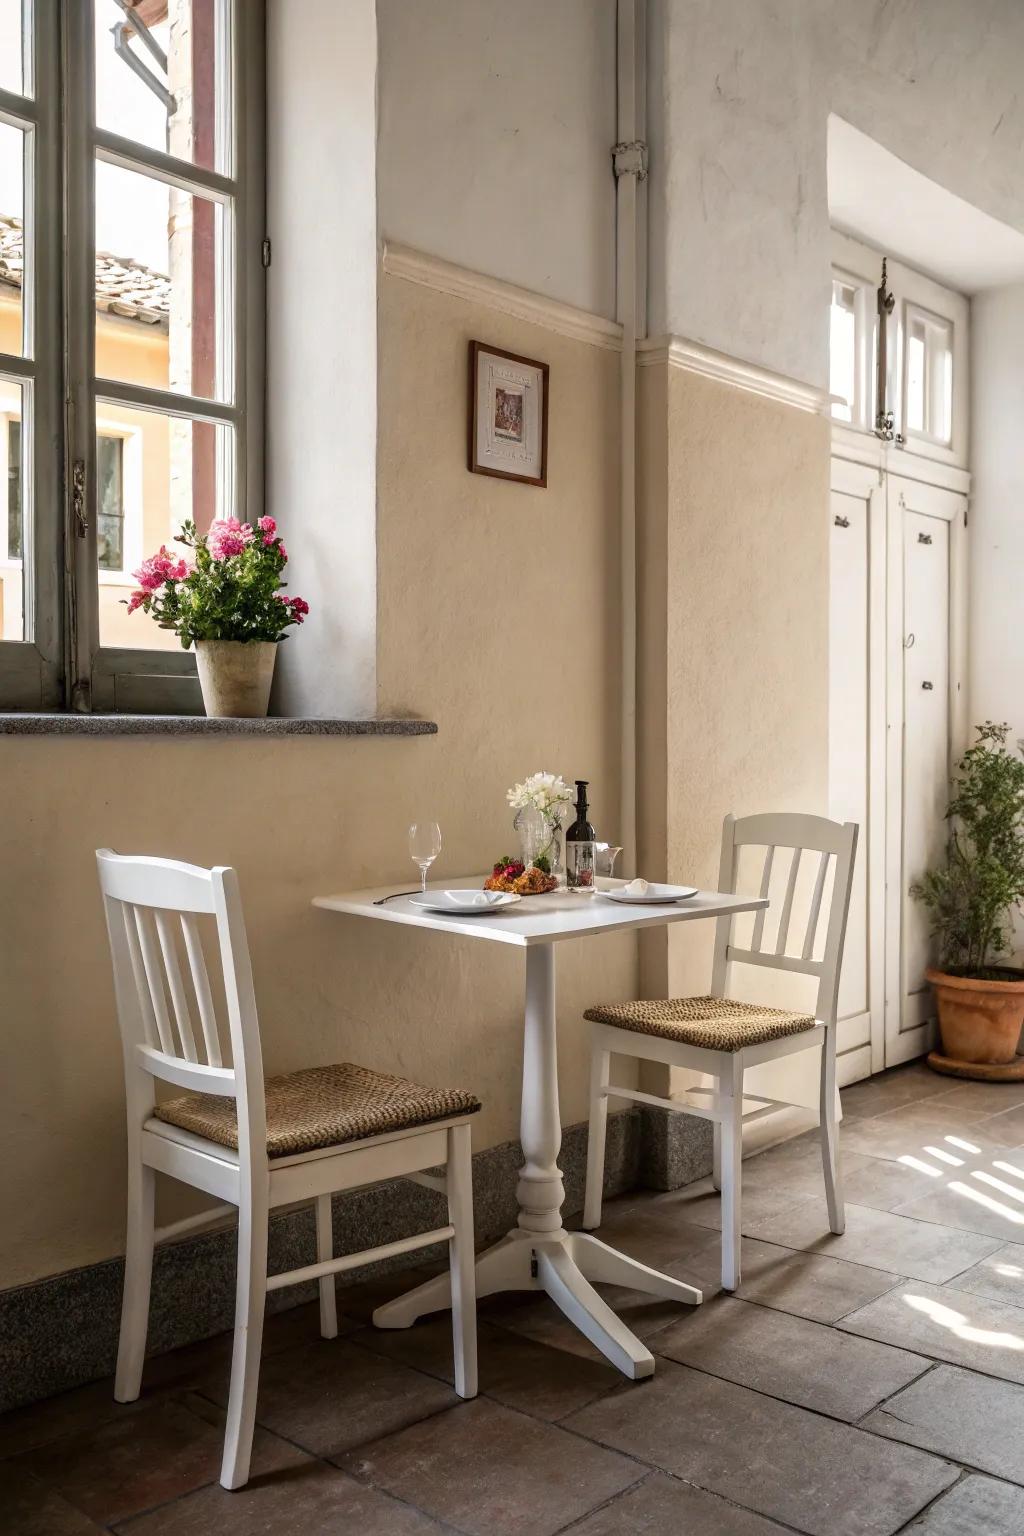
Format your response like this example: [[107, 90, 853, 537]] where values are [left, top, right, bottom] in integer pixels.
[[604, 844, 624, 880], [409, 821, 442, 892]]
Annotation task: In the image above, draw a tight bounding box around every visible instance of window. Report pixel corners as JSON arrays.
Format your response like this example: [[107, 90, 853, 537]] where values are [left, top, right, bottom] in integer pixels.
[[0, 0, 265, 710], [6, 417, 21, 561], [828, 240, 964, 460], [904, 305, 953, 446], [96, 435, 124, 572]]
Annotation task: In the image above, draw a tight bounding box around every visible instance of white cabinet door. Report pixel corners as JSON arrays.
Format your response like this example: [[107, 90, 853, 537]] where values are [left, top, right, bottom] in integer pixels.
[[885, 475, 967, 1065], [829, 461, 885, 1083]]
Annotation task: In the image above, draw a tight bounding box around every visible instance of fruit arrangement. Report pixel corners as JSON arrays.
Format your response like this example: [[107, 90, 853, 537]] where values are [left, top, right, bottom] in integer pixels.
[[484, 856, 558, 896]]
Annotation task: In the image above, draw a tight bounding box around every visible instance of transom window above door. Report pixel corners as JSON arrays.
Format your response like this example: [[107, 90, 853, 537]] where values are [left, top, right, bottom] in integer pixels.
[[828, 230, 967, 470]]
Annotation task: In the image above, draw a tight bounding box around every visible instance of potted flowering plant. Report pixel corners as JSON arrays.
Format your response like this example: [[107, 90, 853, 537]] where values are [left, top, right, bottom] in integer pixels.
[[126, 516, 309, 717], [911, 722, 1024, 1078], [507, 772, 574, 885]]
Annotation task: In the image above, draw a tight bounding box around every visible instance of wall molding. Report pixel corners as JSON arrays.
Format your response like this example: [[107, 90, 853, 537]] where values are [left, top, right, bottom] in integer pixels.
[[381, 240, 624, 352], [638, 334, 830, 416]]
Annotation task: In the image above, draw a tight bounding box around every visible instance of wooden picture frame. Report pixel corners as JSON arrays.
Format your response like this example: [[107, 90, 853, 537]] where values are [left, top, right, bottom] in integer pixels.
[[468, 340, 549, 488]]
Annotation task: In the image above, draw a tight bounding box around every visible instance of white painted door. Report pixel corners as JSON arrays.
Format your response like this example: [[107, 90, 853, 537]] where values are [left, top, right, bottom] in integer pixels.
[[829, 461, 886, 1082], [884, 475, 967, 1065]]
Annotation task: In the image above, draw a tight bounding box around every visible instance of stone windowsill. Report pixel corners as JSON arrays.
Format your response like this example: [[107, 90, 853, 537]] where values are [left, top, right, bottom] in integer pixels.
[[0, 714, 438, 737]]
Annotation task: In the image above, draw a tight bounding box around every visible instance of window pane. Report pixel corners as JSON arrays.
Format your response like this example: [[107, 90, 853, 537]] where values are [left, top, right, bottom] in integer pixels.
[[0, 122, 26, 357], [98, 407, 233, 650], [97, 435, 124, 571], [830, 280, 855, 423], [95, 0, 226, 174], [0, 0, 28, 97], [1, 381, 25, 640], [906, 318, 926, 435], [95, 159, 228, 401]]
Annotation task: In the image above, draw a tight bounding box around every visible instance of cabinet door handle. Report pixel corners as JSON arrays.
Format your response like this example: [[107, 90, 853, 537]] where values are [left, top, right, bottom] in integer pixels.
[[834, 514, 850, 528], [921, 680, 934, 691]]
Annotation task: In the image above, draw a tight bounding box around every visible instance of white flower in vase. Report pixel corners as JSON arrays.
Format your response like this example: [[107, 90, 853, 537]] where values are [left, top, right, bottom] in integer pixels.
[[506, 772, 573, 824]]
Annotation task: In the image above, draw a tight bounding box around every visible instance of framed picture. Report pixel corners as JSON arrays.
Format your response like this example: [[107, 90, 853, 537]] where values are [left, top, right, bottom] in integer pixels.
[[468, 340, 549, 488]]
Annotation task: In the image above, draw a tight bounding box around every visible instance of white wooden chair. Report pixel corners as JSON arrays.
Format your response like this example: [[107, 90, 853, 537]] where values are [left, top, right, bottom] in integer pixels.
[[582, 813, 858, 1292], [97, 849, 479, 1491]]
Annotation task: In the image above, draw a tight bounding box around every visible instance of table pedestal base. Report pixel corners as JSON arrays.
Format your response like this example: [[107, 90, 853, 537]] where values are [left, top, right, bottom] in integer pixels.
[[372, 1227, 702, 1379]]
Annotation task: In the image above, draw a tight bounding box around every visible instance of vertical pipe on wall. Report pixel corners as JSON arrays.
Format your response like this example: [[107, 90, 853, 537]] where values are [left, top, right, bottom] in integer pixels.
[[615, 0, 647, 875]]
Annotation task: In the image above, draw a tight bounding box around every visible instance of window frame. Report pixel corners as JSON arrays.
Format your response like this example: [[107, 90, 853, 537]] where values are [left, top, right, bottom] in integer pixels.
[[0, 0, 266, 713], [829, 229, 968, 473]]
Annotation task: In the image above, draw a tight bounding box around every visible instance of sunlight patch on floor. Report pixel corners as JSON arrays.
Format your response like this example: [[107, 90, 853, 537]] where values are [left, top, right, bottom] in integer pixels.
[[898, 1154, 943, 1177], [948, 1179, 1024, 1226], [903, 1291, 1024, 1351]]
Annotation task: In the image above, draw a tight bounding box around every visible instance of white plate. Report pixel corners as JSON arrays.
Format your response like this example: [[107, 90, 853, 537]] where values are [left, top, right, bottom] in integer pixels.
[[599, 883, 699, 905], [408, 889, 522, 915]]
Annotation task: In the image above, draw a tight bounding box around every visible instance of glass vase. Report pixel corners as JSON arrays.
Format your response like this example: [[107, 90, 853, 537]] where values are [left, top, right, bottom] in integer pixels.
[[514, 806, 565, 886]]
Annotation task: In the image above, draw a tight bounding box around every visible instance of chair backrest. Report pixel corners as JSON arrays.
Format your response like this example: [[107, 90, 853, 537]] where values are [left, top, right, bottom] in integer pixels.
[[711, 812, 859, 1027], [97, 850, 267, 1164]]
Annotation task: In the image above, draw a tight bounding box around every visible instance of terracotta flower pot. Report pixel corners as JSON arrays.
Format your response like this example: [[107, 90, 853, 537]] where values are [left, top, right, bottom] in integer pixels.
[[926, 966, 1024, 1065], [195, 640, 277, 718]]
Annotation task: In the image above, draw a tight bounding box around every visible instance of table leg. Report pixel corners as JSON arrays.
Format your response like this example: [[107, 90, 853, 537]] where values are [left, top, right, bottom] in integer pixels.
[[374, 943, 701, 1375]]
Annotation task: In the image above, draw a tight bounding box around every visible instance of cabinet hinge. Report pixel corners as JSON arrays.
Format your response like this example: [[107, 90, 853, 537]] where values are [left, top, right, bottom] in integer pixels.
[[261, 237, 272, 269]]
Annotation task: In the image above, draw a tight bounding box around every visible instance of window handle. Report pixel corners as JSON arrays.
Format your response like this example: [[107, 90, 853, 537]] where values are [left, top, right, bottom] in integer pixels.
[[834, 514, 850, 528], [922, 680, 934, 691], [72, 459, 88, 537]]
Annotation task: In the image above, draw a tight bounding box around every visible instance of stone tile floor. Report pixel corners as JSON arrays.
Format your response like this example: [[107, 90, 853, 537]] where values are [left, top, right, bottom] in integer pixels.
[[7, 1062, 1024, 1533]]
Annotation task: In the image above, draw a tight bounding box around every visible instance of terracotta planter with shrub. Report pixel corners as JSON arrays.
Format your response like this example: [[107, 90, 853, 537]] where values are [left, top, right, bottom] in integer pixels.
[[926, 966, 1024, 1075]]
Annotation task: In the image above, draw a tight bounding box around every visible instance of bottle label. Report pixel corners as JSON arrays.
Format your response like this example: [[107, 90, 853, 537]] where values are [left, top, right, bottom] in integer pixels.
[[567, 841, 596, 890]]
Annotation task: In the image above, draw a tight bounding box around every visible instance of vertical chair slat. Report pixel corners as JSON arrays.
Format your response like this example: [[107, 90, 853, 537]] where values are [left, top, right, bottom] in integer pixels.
[[134, 908, 176, 1056], [155, 910, 199, 1062], [750, 846, 774, 951], [182, 913, 222, 1067], [123, 904, 158, 1048], [776, 847, 802, 955], [803, 851, 831, 961]]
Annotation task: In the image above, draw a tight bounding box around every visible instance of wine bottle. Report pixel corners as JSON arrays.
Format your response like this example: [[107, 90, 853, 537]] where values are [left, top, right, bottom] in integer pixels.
[[566, 780, 597, 891]]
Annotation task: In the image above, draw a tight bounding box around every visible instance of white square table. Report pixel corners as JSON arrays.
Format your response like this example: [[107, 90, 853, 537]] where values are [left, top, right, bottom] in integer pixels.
[[312, 877, 768, 1378]]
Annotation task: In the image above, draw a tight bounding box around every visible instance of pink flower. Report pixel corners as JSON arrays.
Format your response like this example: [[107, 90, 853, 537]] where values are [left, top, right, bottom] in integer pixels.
[[206, 518, 254, 561], [126, 589, 147, 614], [276, 541, 288, 562], [258, 516, 276, 535], [287, 595, 309, 623], [133, 546, 188, 591]]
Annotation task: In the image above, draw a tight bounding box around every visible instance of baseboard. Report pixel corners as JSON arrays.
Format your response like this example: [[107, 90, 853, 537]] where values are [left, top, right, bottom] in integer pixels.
[[0, 1109, 648, 1414]]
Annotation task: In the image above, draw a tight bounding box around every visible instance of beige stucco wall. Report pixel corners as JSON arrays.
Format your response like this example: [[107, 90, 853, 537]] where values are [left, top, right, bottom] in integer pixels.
[[637, 361, 830, 1102], [0, 271, 636, 1290]]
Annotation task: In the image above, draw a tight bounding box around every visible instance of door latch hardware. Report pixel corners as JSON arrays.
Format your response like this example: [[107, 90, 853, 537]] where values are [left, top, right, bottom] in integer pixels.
[[904, 633, 915, 649], [922, 680, 934, 690], [834, 514, 850, 528], [918, 532, 933, 545], [72, 458, 87, 538], [530, 1255, 539, 1279]]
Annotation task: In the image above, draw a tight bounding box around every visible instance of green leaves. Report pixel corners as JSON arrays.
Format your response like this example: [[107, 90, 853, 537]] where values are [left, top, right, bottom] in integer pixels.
[[127, 518, 307, 649], [911, 722, 1024, 975]]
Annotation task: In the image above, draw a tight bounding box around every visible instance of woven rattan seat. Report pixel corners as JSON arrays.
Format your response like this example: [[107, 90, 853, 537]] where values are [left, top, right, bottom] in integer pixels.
[[154, 1061, 481, 1158], [583, 995, 817, 1053]]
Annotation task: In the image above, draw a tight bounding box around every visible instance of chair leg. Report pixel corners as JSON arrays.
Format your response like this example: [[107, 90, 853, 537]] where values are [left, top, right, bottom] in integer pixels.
[[820, 1028, 845, 1235], [115, 1158, 155, 1403], [719, 1057, 744, 1291], [447, 1123, 478, 1399], [712, 1122, 722, 1192], [220, 1188, 269, 1491], [583, 1044, 611, 1230], [316, 1194, 338, 1340]]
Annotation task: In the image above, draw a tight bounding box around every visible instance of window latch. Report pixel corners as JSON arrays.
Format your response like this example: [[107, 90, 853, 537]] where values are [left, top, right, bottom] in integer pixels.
[[72, 459, 88, 538]]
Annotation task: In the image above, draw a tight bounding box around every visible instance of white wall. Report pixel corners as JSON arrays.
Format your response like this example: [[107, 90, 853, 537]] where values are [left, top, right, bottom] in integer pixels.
[[650, 0, 1024, 387], [376, 0, 617, 319], [266, 0, 378, 717], [969, 285, 1024, 739]]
